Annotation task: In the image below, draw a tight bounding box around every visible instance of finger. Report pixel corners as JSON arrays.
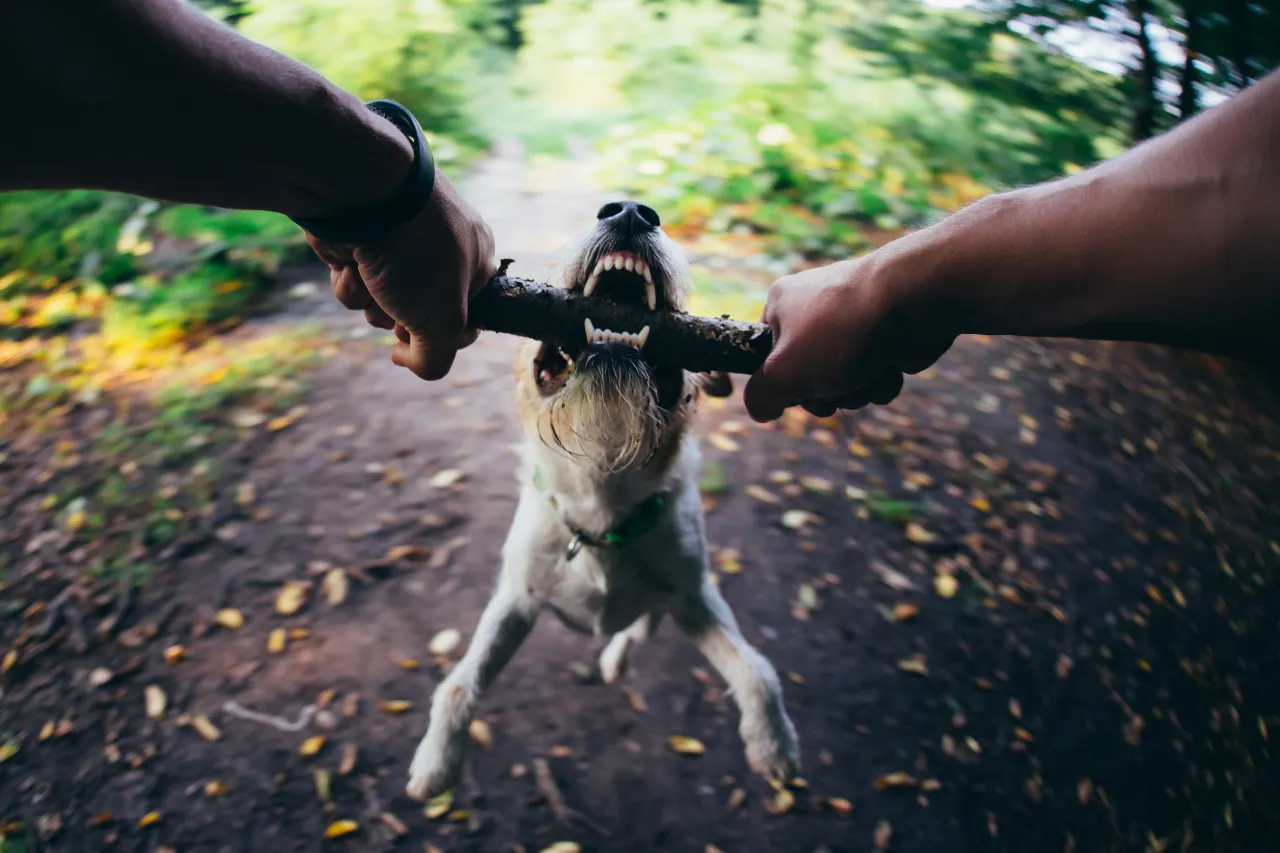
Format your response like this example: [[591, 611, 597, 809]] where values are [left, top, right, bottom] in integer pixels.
[[392, 334, 460, 381], [306, 235, 355, 269], [332, 266, 372, 311], [393, 323, 411, 344], [801, 400, 839, 418], [866, 370, 905, 405], [364, 303, 395, 330], [456, 327, 480, 350]]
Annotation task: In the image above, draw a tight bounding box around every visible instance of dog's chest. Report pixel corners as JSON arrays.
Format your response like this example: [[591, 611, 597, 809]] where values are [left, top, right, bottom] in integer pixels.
[[545, 548, 677, 635]]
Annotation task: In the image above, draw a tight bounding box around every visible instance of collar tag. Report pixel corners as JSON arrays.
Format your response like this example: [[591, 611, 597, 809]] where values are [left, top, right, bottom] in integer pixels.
[[565, 533, 584, 561]]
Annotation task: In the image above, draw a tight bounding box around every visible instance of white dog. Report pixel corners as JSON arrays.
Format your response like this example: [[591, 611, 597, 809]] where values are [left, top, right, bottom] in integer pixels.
[[406, 201, 800, 800]]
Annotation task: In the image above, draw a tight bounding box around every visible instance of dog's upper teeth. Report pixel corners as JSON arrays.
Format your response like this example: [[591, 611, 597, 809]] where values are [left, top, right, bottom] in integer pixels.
[[624, 257, 635, 272], [584, 273, 599, 297], [637, 325, 650, 349], [644, 279, 656, 311]]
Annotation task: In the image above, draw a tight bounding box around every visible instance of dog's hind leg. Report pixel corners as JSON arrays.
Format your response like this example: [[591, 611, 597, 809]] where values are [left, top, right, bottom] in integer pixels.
[[599, 611, 662, 684], [672, 578, 799, 784]]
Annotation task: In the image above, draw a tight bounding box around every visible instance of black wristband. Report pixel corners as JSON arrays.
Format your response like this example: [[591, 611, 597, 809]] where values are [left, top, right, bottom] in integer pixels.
[[290, 99, 436, 244]]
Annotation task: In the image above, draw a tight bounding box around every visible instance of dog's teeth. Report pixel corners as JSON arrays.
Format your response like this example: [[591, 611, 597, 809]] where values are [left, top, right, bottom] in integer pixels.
[[641, 263, 654, 285], [605, 256, 617, 271], [584, 318, 595, 340], [583, 274, 599, 297], [624, 258, 635, 272], [637, 325, 650, 349], [644, 279, 656, 311]]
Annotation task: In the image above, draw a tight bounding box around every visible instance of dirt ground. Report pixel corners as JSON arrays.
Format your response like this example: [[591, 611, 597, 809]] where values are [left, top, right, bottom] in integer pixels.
[[3, 145, 1280, 853]]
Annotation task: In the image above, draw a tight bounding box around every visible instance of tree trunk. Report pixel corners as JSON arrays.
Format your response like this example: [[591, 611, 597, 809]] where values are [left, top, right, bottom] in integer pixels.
[[469, 274, 774, 376], [1128, 0, 1159, 141], [1178, 0, 1200, 120]]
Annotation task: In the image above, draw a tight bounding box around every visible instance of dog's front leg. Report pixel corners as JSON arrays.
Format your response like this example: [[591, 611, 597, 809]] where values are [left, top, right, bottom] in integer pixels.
[[673, 578, 800, 784], [407, 586, 536, 800]]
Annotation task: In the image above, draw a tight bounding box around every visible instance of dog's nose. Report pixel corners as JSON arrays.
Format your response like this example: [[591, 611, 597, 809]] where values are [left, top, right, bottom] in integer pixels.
[[596, 200, 660, 236]]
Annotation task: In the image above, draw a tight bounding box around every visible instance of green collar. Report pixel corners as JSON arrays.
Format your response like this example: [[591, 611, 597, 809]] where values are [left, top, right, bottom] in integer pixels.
[[532, 465, 670, 559]]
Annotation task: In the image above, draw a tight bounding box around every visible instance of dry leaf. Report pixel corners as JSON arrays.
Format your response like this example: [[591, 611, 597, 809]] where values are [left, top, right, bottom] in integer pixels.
[[728, 788, 747, 811], [386, 544, 429, 562], [138, 811, 161, 828], [275, 581, 309, 616], [204, 780, 226, 797], [429, 469, 464, 489], [234, 482, 256, 506], [163, 645, 187, 665], [324, 819, 358, 838], [192, 714, 221, 742], [764, 787, 795, 815], [380, 812, 408, 837], [921, 778, 941, 792], [781, 510, 819, 531], [827, 797, 854, 816], [314, 769, 332, 802], [267, 405, 308, 432], [890, 603, 918, 622], [897, 654, 929, 676], [213, 609, 244, 630], [144, 685, 167, 720], [871, 560, 918, 592], [745, 485, 780, 504], [89, 666, 113, 687], [379, 700, 412, 714], [267, 628, 287, 655], [538, 844, 581, 853], [669, 736, 706, 756], [321, 568, 349, 605], [229, 409, 266, 429], [716, 548, 743, 575], [300, 735, 326, 756], [905, 522, 935, 544], [874, 819, 893, 849], [934, 574, 959, 599], [469, 720, 493, 750], [429, 536, 470, 570], [400, 658, 420, 671], [424, 791, 453, 819], [875, 771, 918, 789], [550, 744, 574, 758], [428, 628, 462, 656], [708, 433, 740, 453], [625, 688, 647, 713], [338, 743, 358, 775]]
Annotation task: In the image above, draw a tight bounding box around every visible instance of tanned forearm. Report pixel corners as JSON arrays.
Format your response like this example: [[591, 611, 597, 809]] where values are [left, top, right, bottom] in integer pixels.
[[892, 69, 1280, 362], [0, 0, 411, 217]]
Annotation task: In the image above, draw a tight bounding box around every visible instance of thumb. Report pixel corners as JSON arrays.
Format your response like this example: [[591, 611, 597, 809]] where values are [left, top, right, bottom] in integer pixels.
[[744, 343, 804, 423]]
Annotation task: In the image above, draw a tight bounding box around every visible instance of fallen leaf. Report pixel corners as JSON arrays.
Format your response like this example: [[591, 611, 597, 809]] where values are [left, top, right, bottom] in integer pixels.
[[138, 811, 161, 828], [338, 743, 358, 775], [429, 628, 462, 656], [400, 658, 420, 671], [921, 778, 941, 792], [934, 575, 959, 599], [191, 714, 221, 742], [324, 819, 358, 838], [89, 666, 113, 687], [827, 797, 854, 816], [234, 482, 256, 507], [425, 791, 453, 819], [267, 628, 287, 655], [890, 603, 918, 622], [267, 405, 308, 432], [745, 485, 780, 504], [88, 811, 113, 826], [800, 476, 834, 494], [144, 685, 167, 720], [213, 609, 244, 630], [717, 548, 743, 575], [728, 788, 747, 810], [469, 720, 493, 749], [871, 560, 918, 592], [300, 735, 326, 756], [708, 433, 740, 453], [897, 654, 929, 676], [874, 819, 893, 849], [625, 688, 647, 713], [39, 721, 54, 741], [905, 522, 935, 544], [275, 581, 310, 616], [229, 409, 266, 429], [1009, 698, 1023, 719], [781, 510, 819, 531], [386, 544, 429, 562], [875, 771, 918, 789], [550, 744, 574, 758], [764, 787, 795, 815], [429, 469, 464, 489], [379, 812, 408, 837], [538, 844, 581, 853], [669, 736, 706, 756], [321, 568, 349, 605], [204, 780, 226, 797], [379, 700, 412, 714], [163, 645, 187, 665]]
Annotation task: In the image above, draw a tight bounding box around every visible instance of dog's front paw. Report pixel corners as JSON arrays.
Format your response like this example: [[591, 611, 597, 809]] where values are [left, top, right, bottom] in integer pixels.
[[406, 726, 469, 801], [741, 709, 800, 784], [598, 635, 631, 684]]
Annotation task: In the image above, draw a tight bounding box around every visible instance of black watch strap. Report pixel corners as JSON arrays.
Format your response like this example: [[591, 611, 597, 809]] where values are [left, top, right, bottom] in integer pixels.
[[290, 99, 436, 244]]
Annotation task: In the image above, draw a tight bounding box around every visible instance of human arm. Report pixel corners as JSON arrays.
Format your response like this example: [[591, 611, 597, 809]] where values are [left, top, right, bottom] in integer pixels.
[[743, 68, 1280, 421], [0, 0, 494, 379]]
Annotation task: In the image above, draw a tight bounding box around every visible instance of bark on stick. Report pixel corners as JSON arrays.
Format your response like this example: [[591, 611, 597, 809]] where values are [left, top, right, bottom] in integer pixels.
[[469, 275, 773, 375]]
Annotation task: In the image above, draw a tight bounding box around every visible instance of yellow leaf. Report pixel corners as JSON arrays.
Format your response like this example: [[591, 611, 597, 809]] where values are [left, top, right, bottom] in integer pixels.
[[970, 495, 991, 512], [897, 654, 929, 676], [234, 482, 255, 506], [921, 778, 941, 792], [745, 484, 780, 504], [324, 819, 358, 838], [386, 544, 429, 562], [321, 568, 349, 605], [163, 644, 187, 665], [429, 469, 464, 489], [428, 628, 462, 656], [400, 658, 421, 671], [204, 780, 226, 797], [145, 685, 167, 720], [2, 649, 17, 672], [538, 844, 582, 853], [550, 744, 574, 758], [905, 522, 935, 544], [213, 608, 244, 630], [875, 771, 918, 789], [379, 700, 412, 714], [668, 735, 706, 756], [314, 769, 332, 802], [469, 720, 493, 750], [827, 797, 854, 816], [781, 510, 819, 531], [717, 548, 742, 575], [275, 580, 309, 616], [708, 432, 740, 453], [849, 441, 872, 457], [764, 787, 795, 815], [192, 714, 221, 742], [934, 575, 959, 599], [267, 628, 287, 655], [339, 743, 358, 775], [138, 811, 161, 828], [300, 735, 326, 756], [425, 791, 453, 819], [40, 720, 54, 741], [890, 603, 918, 622], [267, 405, 308, 432]]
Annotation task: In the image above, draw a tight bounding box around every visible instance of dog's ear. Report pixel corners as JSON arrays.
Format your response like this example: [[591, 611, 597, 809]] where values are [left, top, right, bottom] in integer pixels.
[[698, 371, 733, 398]]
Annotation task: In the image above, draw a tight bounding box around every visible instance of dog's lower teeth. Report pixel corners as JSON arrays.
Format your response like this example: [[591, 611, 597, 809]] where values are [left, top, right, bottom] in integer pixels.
[[581, 319, 648, 350]]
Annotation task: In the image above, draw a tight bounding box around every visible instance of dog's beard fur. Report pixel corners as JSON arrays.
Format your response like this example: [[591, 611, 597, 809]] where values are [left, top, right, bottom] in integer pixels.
[[537, 356, 663, 474]]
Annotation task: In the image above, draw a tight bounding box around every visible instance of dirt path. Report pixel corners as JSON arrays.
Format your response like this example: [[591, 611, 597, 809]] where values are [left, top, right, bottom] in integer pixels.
[[4, 146, 1280, 853]]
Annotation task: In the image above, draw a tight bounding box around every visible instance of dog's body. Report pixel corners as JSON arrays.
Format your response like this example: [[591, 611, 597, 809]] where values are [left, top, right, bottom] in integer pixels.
[[407, 202, 800, 800]]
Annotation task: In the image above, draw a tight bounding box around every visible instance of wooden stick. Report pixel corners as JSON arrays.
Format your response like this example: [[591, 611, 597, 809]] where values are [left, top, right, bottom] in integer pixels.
[[469, 274, 773, 375]]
